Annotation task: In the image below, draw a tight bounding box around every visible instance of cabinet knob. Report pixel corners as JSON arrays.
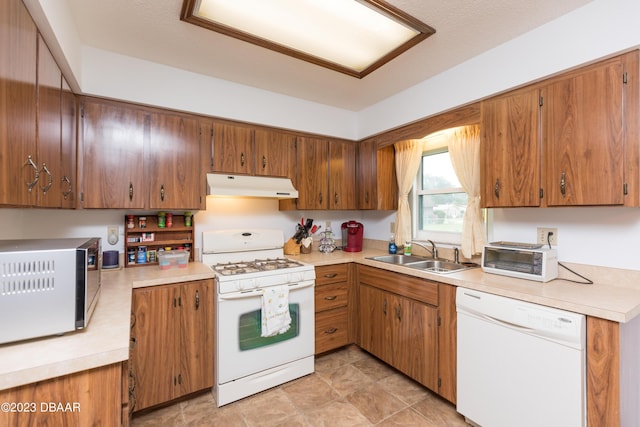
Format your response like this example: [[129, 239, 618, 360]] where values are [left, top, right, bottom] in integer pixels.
[[365, 192, 369, 204], [262, 155, 267, 169], [324, 295, 337, 301], [396, 304, 402, 321], [494, 178, 500, 198], [334, 192, 339, 205], [560, 171, 566, 197], [160, 185, 165, 202], [383, 298, 387, 315], [129, 182, 134, 201], [324, 273, 338, 278], [195, 290, 200, 310], [324, 327, 338, 335], [241, 152, 245, 167], [319, 192, 323, 204]]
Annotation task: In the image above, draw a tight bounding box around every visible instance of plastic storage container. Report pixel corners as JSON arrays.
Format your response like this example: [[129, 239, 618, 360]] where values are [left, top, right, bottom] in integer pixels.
[[157, 250, 189, 270]]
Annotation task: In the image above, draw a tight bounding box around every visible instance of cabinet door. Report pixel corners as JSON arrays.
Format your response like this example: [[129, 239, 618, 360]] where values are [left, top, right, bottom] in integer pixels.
[[481, 87, 541, 207], [296, 136, 329, 209], [359, 284, 391, 364], [542, 56, 625, 206], [80, 99, 147, 208], [148, 113, 202, 209], [0, 0, 37, 206], [211, 122, 254, 174], [60, 77, 76, 208], [179, 280, 214, 395], [438, 284, 457, 403], [254, 129, 296, 178], [329, 140, 357, 209], [130, 285, 179, 411], [357, 141, 397, 210], [391, 295, 438, 390], [36, 34, 62, 208]]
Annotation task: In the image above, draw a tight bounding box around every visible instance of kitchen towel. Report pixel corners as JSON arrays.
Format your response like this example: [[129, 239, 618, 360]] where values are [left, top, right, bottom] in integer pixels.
[[261, 285, 291, 337]]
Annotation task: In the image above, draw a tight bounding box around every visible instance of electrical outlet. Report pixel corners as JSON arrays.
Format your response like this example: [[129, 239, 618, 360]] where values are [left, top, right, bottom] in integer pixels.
[[107, 225, 119, 245], [390, 222, 396, 233], [537, 227, 557, 245]]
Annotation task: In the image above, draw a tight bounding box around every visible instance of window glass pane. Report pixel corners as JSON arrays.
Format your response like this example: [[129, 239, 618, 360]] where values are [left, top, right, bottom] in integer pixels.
[[421, 152, 462, 190], [419, 193, 467, 232]]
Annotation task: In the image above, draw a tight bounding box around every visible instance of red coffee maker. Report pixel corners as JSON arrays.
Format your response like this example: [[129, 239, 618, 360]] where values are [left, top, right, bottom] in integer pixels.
[[341, 221, 364, 252]]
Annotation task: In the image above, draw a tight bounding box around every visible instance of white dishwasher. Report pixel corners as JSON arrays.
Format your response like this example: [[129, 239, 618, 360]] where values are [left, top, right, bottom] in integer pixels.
[[456, 287, 586, 427]]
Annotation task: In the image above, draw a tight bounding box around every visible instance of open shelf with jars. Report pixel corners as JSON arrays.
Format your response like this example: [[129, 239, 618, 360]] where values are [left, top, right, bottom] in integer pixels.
[[124, 214, 194, 267]]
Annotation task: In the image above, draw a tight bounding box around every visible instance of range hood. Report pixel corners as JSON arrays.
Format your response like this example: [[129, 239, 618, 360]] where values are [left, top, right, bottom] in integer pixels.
[[207, 174, 298, 199]]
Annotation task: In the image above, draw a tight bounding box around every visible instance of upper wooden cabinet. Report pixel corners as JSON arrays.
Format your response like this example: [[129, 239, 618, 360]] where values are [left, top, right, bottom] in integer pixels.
[[205, 121, 254, 175], [357, 141, 397, 210], [296, 136, 357, 210], [481, 51, 639, 208], [481, 86, 541, 207], [80, 98, 148, 209], [0, 0, 38, 207], [80, 97, 203, 210], [148, 112, 202, 209], [36, 34, 63, 208], [541, 55, 627, 206]]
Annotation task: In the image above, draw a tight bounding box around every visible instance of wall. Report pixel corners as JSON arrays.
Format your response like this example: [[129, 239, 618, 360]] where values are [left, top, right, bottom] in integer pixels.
[[0, 203, 396, 261]]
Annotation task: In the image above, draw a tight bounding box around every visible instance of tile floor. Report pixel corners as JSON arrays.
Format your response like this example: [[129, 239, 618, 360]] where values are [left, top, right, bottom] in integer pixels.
[[131, 345, 468, 426]]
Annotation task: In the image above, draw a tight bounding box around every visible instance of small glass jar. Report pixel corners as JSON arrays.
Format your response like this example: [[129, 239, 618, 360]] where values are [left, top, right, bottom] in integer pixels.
[[126, 215, 135, 229], [138, 216, 147, 229], [166, 213, 173, 228], [184, 212, 192, 227], [157, 212, 166, 228], [127, 248, 136, 264]]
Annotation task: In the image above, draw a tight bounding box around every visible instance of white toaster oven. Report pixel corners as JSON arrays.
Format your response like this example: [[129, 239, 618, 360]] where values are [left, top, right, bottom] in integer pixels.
[[481, 242, 558, 282]]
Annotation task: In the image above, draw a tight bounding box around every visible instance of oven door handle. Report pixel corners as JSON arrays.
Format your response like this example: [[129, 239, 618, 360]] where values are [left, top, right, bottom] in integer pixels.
[[218, 281, 314, 300]]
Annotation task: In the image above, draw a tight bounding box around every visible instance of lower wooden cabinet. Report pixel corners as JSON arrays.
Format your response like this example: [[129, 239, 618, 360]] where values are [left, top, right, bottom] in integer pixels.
[[314, 264, 352, 354], [0, 362, 127, 427], [130, 279, 214, 412], [358, 265, 455, 401]]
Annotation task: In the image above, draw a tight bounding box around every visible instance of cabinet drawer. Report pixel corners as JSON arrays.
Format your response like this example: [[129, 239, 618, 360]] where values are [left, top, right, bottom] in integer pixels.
[[315, 307, 349, 354], [315, 283, 348, 312], [315, 264, 349, 285], [358, 265, 438, 306]]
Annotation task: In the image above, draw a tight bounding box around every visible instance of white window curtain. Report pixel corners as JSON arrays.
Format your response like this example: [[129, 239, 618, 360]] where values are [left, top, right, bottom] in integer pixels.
[[393, 139, 423, 246], [448, 125, 486, 258]]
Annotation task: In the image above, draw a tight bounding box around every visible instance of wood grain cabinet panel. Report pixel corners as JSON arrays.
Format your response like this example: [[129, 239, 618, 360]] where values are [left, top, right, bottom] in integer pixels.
[[357, 141, 397, 210], [542, 55, 626, 206], [207, 121, 254, 175], [329, 140, 357, 209], [130, 279, 214, 412], [80, 98, 147, 209], [0, 0, 38, 207], [148, 112, 202, 209], [481, 86, 541, 207]]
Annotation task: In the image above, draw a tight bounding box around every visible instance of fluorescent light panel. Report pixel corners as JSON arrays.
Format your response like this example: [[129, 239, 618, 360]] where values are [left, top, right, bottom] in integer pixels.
[[181, 0, 435, 78]]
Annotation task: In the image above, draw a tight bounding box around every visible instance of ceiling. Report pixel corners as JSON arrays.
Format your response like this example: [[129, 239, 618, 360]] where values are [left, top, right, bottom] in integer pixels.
[[65, 0, 594, 111]]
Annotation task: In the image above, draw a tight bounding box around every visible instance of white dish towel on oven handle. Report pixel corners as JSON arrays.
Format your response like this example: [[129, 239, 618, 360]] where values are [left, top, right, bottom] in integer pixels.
[[261, 285, 292, 337]]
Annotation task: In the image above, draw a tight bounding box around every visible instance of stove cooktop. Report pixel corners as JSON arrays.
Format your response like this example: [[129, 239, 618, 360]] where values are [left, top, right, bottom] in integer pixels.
[[212, 258, 307, 276]]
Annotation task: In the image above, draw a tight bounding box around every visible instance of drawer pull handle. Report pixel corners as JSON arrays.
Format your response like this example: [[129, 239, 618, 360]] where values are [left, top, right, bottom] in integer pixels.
[[324, 327, 338, 334], [324, 273, 338, 278], [324, 295, 337, 301]]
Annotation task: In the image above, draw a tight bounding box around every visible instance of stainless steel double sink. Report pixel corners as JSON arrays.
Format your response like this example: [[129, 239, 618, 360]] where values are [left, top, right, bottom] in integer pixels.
[[367, 254, 478, 274]]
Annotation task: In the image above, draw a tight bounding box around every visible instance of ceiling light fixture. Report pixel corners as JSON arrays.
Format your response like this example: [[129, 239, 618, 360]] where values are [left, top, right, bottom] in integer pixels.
[[181, 0, 435, 78]]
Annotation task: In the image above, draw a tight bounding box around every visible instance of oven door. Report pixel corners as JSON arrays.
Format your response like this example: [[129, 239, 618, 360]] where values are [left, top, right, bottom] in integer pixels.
[[216, 280, 314, 384]]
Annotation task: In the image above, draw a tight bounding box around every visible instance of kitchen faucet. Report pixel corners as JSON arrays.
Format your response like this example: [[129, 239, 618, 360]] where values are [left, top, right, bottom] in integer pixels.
[[411, 240, 438, 259]]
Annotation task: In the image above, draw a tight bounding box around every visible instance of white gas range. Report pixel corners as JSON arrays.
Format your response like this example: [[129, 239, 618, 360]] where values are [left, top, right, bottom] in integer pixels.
[[202, 229, 315, 407]]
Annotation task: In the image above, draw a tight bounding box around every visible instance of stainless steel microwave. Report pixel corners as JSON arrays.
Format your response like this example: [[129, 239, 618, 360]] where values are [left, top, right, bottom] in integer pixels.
[[0, 237, 101, 345], [481, 243, 558, 282]]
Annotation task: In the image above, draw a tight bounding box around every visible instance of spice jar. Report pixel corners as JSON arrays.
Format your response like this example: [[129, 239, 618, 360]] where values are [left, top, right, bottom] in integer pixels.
[[127, 248, 136, 264], [138, 216, 147, 228], [157, 212, 166, 228], [166, 212, 173, 228], [137, 246, 147, 264], [184, 212, 192, 227], [127, 215, 135, 229]]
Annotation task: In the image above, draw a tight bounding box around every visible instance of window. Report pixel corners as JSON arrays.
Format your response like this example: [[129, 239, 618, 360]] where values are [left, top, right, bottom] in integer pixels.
[[413, 148, 467, 244]]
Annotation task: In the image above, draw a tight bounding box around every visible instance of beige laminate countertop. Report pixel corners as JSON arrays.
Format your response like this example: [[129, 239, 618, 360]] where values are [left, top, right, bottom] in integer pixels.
[[3, 249, 640, 391], [0, 263, 214, 390], [293, 248, 640, 323]]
